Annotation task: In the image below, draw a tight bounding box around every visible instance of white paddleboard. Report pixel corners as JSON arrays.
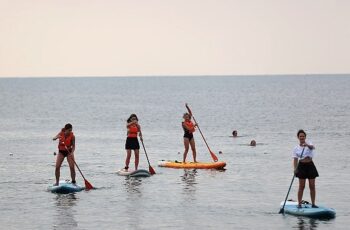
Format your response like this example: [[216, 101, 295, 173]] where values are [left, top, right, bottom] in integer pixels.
[[117, 169, 151, 177]]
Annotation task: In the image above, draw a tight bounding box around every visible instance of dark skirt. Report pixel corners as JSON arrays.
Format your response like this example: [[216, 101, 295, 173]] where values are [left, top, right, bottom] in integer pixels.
[[296, 161, 319, 179], [183, 132, 194, 141], [125, 137, 140, 150], [59, 150, 70, 157]]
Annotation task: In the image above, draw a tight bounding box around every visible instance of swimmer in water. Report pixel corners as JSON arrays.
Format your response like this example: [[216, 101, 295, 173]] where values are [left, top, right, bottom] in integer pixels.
[[250, 140, 256, 146], [232, 130, 238, 137]]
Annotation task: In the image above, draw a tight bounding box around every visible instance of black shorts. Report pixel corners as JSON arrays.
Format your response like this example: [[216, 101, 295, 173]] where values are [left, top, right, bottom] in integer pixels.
[[125, 137, 140, 150], [296, 161, 319, 179], [59, 150, 70, 157], [184, 133, 194, 141]]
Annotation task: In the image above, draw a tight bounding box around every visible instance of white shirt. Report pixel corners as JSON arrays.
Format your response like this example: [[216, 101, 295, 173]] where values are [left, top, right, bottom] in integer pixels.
[[292, 142, 315, 160]]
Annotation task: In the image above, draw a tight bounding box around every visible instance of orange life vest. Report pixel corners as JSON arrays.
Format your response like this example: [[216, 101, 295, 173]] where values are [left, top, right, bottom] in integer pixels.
[[183, 120, 195, 133], [128, 125, 139, 138], [58, 131, 75, 151]]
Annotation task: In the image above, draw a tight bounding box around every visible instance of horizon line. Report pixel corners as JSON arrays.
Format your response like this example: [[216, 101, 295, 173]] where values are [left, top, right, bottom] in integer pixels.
[[0, 73, 349, 79]]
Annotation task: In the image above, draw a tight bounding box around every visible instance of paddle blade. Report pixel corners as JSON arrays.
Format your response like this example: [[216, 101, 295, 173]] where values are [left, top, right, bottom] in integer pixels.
[[185, 103, 192, 115], [84, 179, 94, 190], [210, 150, 219, 162], [279, 208, 284, 214], [149, 166, 156, 175]]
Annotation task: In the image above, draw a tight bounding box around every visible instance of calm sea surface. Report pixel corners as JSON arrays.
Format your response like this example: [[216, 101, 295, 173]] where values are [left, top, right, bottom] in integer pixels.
[[0, 76, 349, 229]]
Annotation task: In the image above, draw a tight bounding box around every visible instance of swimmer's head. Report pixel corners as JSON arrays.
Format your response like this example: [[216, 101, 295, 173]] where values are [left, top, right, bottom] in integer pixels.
[[250, 139, 256, 146]]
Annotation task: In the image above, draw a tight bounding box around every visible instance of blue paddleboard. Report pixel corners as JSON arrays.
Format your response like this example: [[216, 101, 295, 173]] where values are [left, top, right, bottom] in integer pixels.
[[48, 180, 84, 194], [280, 201, 336, 219]]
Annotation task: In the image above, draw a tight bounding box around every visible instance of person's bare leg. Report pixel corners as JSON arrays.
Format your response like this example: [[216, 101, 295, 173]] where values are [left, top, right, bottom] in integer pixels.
[[183, 138, 190, 163], [189, 139, 197, 162], [134, 149, 139, 170], [55, 153, 65, 186], [125, 149, 132, 170], [67, 153, 76, 183], [309, 179, 316, 206], [298, 179, 306, 206]]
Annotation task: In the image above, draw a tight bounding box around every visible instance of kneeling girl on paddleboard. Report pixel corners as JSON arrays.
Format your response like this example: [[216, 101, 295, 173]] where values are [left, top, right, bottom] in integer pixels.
[[182, 113, 198, 163], [52, 123, 76, 186], [124, 114, 143, 171], [293, 129, 319, 208]]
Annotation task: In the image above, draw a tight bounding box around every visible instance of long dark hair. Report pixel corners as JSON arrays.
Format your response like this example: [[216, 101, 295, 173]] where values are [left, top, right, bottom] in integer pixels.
[[127, 114, 138, 123]]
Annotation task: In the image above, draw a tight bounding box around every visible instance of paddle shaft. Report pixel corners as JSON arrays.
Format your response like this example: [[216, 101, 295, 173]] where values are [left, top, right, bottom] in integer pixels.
[[190, 115, 212, 152], [141, 140, 152, 166], [72, 158, 87, 181], [185, 104, 218, 162], [140, 139, 156, 174], [279, 147, 305, 213], [64, 147, 93, 188]]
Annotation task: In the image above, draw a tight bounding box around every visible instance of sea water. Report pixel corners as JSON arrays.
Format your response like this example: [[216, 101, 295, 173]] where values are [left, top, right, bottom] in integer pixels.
[[0, 75, 349, 229]]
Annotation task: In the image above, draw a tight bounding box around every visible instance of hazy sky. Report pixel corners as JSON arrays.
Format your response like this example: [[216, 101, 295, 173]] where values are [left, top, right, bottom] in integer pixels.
[[1, 0, 349, 77]]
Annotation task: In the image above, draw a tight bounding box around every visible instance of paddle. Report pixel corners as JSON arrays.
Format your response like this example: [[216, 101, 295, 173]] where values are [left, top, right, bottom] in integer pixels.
[[140, 139, 156, 175], [65, 147, 94, 190], [185, 103, 218, 162], [279, 147, 305, 214]]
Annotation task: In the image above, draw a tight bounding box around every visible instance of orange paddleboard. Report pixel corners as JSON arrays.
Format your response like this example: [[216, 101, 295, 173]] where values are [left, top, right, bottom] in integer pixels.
[[158, 160, 226, 169]]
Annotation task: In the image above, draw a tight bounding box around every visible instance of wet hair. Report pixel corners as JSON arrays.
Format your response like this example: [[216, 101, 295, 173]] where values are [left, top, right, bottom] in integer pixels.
[[183, 113, 191, 119], [64, 123, 73, 130], [297, 129, 306, 137], [250, 139, 256, 146], [232, 130, 237, 136], [127, 114, 138, 123]]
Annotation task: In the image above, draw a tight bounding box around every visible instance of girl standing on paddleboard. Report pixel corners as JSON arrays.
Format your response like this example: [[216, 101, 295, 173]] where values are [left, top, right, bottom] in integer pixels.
[[293, 129, 319, 208], [182, 113, 198, 163], [124, 114, 143, 171], [52, 123, 76, 186]]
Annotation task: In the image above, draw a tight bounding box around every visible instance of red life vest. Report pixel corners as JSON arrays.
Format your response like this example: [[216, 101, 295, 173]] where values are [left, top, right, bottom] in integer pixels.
[[128, 125, 139, 138], [184, 120, 195, 133], [58, 131, 75, 151]]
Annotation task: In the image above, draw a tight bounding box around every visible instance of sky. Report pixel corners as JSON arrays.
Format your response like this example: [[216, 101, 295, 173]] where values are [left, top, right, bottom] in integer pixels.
[[0, 0, 349, 77]]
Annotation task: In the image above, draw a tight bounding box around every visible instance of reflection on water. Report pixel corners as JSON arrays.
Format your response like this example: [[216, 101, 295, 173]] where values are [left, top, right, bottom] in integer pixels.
[[123, 177, 142, 195], [53, 194, 78, 230], [123, 177, 144, 229], [295, 217, 319, 230], [181, 169, 198, 199], [180, 169, 198, 227]]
